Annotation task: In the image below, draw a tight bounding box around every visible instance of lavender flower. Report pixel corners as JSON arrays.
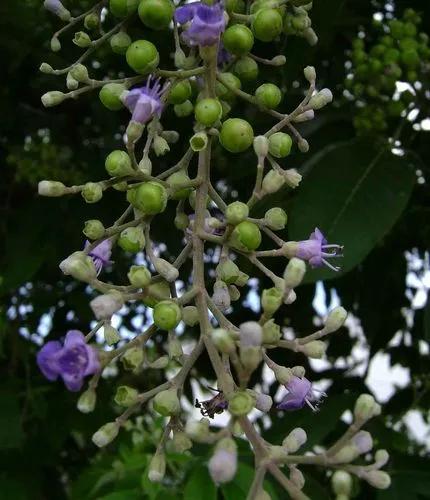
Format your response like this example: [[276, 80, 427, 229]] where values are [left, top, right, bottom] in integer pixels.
[[174, 1, 225, 47], [277, 376, 326, 412], [296, 228, 343, 272], [85, 239, 113, 275], [123, 76, 165, 125], [37, 330, 100, 391]]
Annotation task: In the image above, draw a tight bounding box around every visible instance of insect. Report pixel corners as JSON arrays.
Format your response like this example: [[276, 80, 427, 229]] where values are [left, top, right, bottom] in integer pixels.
[[195, 386, 229, 419]]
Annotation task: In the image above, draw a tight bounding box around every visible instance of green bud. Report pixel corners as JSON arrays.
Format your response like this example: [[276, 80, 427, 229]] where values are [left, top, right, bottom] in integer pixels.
[[92, 422, 119, 447], [38, 180, 66, 197], [304, 65, 316, 82], [127, 265, 151, 287], [175, 212, 189, 230], [121, 346, 144, 371], [223, 25, 254, 55], [268, 132, 292, 158], [39, 62, 54, 74], [262, 287, 282, 314], [325, 306, 347, 333], [195, 98, 223, 127], [138, 0, 174, 30], [83, 219, 105, 240], [114, 385, 139, 407], [235, 271, 250, 287], [262, 319, 281, 344], [233, 56, 259, 81], [231, 221, 262, 251], [131, 182, 168, 214], [104, 324, 121, 345], [149, 355, 169, 369], [274, 365, 293, 385], [262, 169, 285, 194], [211, 328, 236, 354], [99, 83, 126, 111], [298, 138, 309, 153], [190, 131, 208, 151], [153, 388, 180, 416], [84, 12, 100, 30], [255, 83, 282, 109], [50, 37, 61, 52], [161, 130, 179, 144], [282, 427, 307, 453], [225, 201, 249, 225], [105, 150, 132, 177], [139, 156, 152, 174], [126, 40, 159, 74], [110, 31, 132, 54], [142, 280, 170, 307], [118, 226, 145, 253], [153, 135, 170, 156], [174, 99, 194, 117], [354, 394, 378, 421], [82, 182, 103, 203], [182, 306, 199, 326], [148, 452, 166, 483], [240, 346, 262, 372], [284, 258, 306, 288], [171, 431, 192, 452], [265, 207, 287, 230], [73, 31, 92, 48], [229, 285, 240, 301], [66, 72, 79, 90], [109, 0, 139, 18], [168, 80, 192, 104], [153, 300, 182, 330], [228, 391, 256, 416], [301, 340, 326, 358], [309, 88, 333, 110], [77, 389, 97, 413], [154, 257, 179, 282], [253, 135, 269, 158], [168, 171, 192, 200], [331, 471, 353, 496], [41, 91, 65, 108], [59, 251, 97, 283], [220, 118, 254, 153], [252, 9, 283, 41], [216, 259, 240, 284], [70, 64, 89, 83]]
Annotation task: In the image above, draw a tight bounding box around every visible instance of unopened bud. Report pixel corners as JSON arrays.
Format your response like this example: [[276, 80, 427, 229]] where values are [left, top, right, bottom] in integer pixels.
[[92, 422, 119, 447], [253, 135, 269, 158], [70, 63, 89, 83], [217, 259, 240, 284], [255, 392, 273, 412], [90, 291, 124, 320], [284, 258, 306, 288], [271, 55, 286, 66], [229, 285, 240, 301], [59, 251, 97, 282], [354, 394, 378, 421], [309, 88, 333, 110], [284, 169, 302, 188], [104, 324, 120, 345], [262, 287, 283, 314], [209, 438, 238, 484], [303, 27, 318, 46], [83, 219, 105, 240], [50, 37, 61, 52], [228, 391, 256, 416], [211, 328, 236, 354], [153, 135, 170, 156], [291, 365, 306, 378], [301, 340, 326, 359], [274, 365, 293, 385], [290, 467, 305, 489], [148, 453, 166, 483], [262, 169, 285, 194], [213, 280, 231, 311], [171, 431, 192, 452], [182, 306, 199, 326], [44, 0, 71, 21], [185, 418, 211, 442], [77, 389, 96, 413], [352, 431, 373, 454], [40, 62, 54, 74], [225, 202, 249, 225], [325, 306, 347, 333], [73, 31, 92, 48], [82, 182, 103, 203], [375, 449, 389, 467], [126, 120, 144, 143], [293, 110, 315, 122], [298, 138, 310, 153], [38, 180, 66, 197], [139, 156, 152, 174], [304, 65, 316, 82], [283, 428, 307, 453], [127, 265, 151, 287], [41, 91, 65, 107], [331, 470, 353, 496], [265, 207, 288, 230], [363, 470, 391, 489], [153, 388, 180, 416], [149, 356, 169, 369], [114, 385, 139, 407], [154, 258, 179, 282], [121, 347, 144, 371], [235, 271, 250, 287], [285, 289, 297, 304], [240, 321, 262, 347], [262, 320, 281, 344]]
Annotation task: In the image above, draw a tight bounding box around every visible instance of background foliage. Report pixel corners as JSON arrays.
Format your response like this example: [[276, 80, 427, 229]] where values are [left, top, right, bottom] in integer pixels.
[[0, 0, 429, 498]]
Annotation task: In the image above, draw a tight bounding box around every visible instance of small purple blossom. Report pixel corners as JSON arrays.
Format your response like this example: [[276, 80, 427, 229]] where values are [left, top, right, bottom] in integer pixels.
[[277, 376, 326, 412], [123, 76, 165, 125], [175, 1, 225, 47], [296, 228, 343, 272], [85, 239, 113, 275], [37, 330, 100, 391]]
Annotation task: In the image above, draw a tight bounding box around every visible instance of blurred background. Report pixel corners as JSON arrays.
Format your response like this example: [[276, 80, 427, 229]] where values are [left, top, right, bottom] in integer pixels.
[[0, 0, 429, 498]]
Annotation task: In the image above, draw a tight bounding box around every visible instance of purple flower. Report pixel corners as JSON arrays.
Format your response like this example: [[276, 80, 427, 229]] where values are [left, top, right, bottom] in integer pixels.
[[175, 1, 225, 47], [123, 76, 165, 125], [277, 376, 326, 412], [85, 239, 113, 275], [296, 228, 343, 272], [217, 42, 232, 67], [37, 330, 100, 391]]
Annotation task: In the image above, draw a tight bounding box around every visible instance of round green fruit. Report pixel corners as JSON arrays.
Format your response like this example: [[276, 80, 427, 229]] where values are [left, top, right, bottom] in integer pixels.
[[233, 56, 259, 81], [223, 25, 254, 55], [132, 182, 167, 214], [105, 150, 132, 177], [99, 83, 126, 111], [233, 221, 262, 250], [252, 9, 283, 42], [138, 0, 173, 30], [153, 300, 182, 330], [126, 40, 159, 74], [255, 83, 282, 109], [268, 132, 292, 158], [109, 0, 139, 18], [168, 80, 192, 104], [219, 118, 254, 153], [194, 98, 223, 127]]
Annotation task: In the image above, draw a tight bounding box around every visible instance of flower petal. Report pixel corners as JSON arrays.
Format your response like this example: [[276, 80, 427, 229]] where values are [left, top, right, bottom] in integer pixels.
[[84, 345, 100, 376], [37, 341, 62, 381], [174, 3, 198, 24], [63, 330, 86, 349]]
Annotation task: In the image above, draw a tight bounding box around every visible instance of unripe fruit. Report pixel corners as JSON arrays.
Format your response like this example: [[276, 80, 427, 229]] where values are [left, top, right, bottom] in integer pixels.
[[138, 0, 173, 30], [233, 221, 262, 251], [220, 118, 254, 153], [109, 0, 139, 17], [268, 132, 292, 158], [142, 280, 170, 307], [194, 98, 223, 127], [131, 182, 167, 214], [252, 9, 283, 42], [255, 83, 282, 109], [233, 56, 259, 81], [118, 227, 146, 252], [153, 388, 180, 416], [225, 201, 249, 225], [84, 12, 100, 30], [174, 100, 194, 117], [105, 150, 133, 177], [126, 40, 159, 74], [168, 80, 192, 104], [153, 300, 182, 330], [110, 32, 132, 54], [222, 25, 254, 55], [167, 171, 192, 200], [216, 72, 242, 103], [99, 83, 126, 111]]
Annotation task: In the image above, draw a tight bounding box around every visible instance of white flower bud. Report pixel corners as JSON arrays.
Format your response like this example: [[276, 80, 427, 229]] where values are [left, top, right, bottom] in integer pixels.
[[304, 65, 316, 82], [309, 88, 333, 110], [363, 470, 391, 489], [154, 258, 179, 282], [290, 467, 305, 489], [284, 169, 302, 189], [283, 428, 307, 453], [38, 180, 66, 197], [59, 251, 97, 283], [284, 258, 306, 288], [262, 169, 285, 194], [255, 392, 273, 412], [90, 291, 124, 320], [77, 389, 96, 413], [211, 328, 236, 354], [352, 431, 373, 454], [126, 120, 144, 143], [70, 63, 89, 83], [375, 449, 389, 467], [92, 422, 119, 447], [331, 470, 353, 496], [240, 321, 263, 347], [325, 307, 347, 333], [213, 280, 231, 311], [354, 394, 378, 421], [148, 453, 166, 483], [41, 91, 66, 107], [39, 62, 54, 74], [303, 27, 318, 46], [284, 289, 297, 304], [298, 138, 310, 153], [293, 110, 315, 122], [301, 340, 326, 359], [44, 0, 71, 21], [185, 418, 211, 443], [50, 37, 61, 52], [253, 135, 269, 158], [208, 438, 238, 485], [332, 445, 358, 464], [271, 55, 286, 66]]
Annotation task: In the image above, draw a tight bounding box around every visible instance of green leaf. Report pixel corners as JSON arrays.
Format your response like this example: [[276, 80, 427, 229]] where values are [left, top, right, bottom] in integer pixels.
[[289, 140, 416, 282], [184, 465, 217, 500], [0, 389, 23, 449]]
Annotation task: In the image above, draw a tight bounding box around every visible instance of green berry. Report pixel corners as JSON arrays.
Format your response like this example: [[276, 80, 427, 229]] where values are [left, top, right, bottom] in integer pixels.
[[99, 83, 126, 111], [128, 265, 152, 287], [220, 118, 254, 153], [174, 100, 194, 117], [194, 98, 223, 127], [126, 40, 159, 74], [216, 72, 242, 103], [118, 227, 146, 252], [233, 221, 262, 251], [401, 49, 419, 68], [252, 9, 283, 42], [142, 280, 170, 307], [168, 80, 192, 104], [105, 150, 132, 177], [222, 25, 254, 55], [131, 182, 167, 214], [153, 300, 182, 330], [268, 132, 292, 158], [110, 32, 132, 54], [109, 0, 139, 17], [167, 171, 192, 200], [255, 83, 282, 109], [138, 0, 174, 30], [233, 56, 259, 81]]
